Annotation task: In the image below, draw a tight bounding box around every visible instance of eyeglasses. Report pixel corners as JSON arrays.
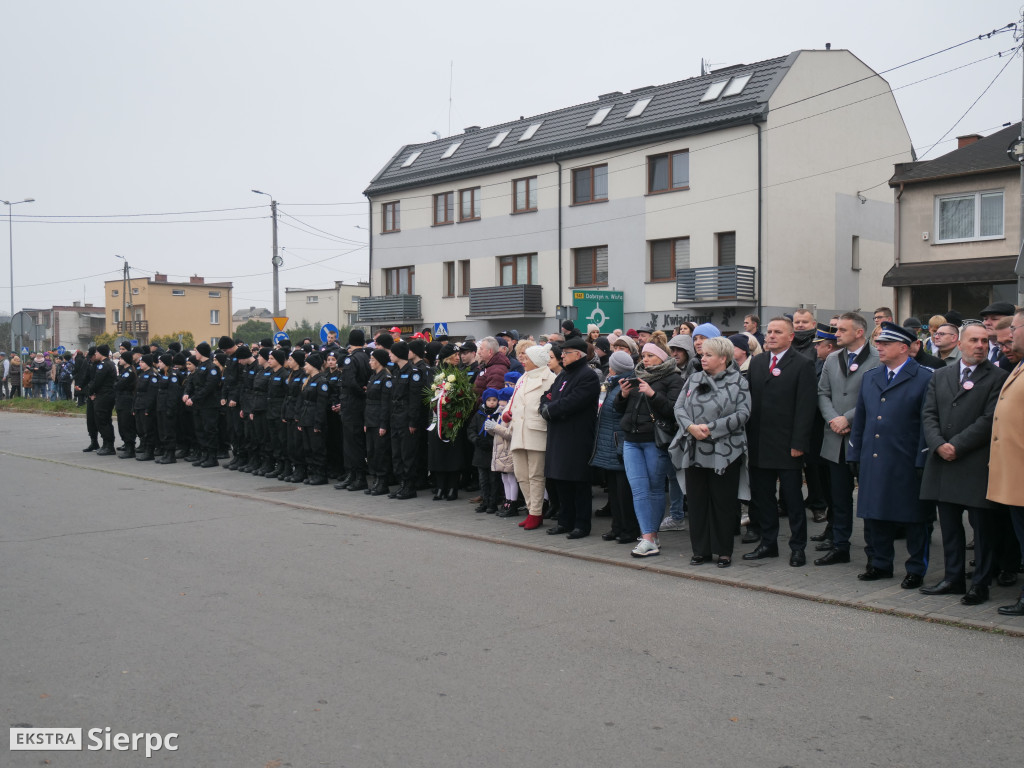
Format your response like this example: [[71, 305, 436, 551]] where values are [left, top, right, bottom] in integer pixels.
[[932, 331, 957, 338], [1011, 324, 1022, 333], [997, 340, 1013, 350]]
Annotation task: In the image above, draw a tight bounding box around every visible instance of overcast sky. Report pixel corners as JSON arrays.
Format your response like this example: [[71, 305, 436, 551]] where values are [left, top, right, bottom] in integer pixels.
[[1, 0, 1022, 315]]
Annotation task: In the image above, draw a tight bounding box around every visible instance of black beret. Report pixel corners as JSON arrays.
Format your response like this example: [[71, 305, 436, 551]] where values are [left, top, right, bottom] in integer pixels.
[[257, 348, 270, 360], [290, 350, 306, 367], [306, 352, 324, 370], [158, 353, 173, 367], [561, 336, 588, 353], [235, 345, 252, 361], [195, 342, 212, 357], [371, 348, 390, 366], [214, 351, 228, 366], [408, 339, 426, 358], [217, 335, 235, 350], [980, 301, 1016, 317], [348, 328, 365, 346], [391, 341, 409, 360], [97, 344, 110, 357], [167, 341, 182, 353], [376, 332, 393, 350], [271, 348, 288, 366], [172, 353, 187, 367], [260, 338, 273, 348]]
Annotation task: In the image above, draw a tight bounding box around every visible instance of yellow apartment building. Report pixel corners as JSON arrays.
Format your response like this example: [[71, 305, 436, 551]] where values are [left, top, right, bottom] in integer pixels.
[[104, 273, 233, 346]]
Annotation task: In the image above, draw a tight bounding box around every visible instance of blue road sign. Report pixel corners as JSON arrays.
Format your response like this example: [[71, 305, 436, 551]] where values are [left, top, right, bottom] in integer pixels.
[[129, 339, 139, 347], [273, 331, 289, 344], [319, 323, 339, 344], [433, 322, 449, 337], [56, 345, 66, 355], [20, 347, 29, 356]]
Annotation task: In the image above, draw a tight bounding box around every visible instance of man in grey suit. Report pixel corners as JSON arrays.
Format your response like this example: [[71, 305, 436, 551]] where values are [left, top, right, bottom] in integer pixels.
[[814, 312, 879, 565], [919, 322, 1008, 604]]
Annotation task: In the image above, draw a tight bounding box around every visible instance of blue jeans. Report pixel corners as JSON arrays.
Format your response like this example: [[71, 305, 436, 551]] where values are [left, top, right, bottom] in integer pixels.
[[623, 440, 673, 535], [668, 472, 685, 521]]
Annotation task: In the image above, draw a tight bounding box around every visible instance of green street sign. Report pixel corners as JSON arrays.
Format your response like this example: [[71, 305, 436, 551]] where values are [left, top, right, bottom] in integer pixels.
[[573, 290, 624, 333]]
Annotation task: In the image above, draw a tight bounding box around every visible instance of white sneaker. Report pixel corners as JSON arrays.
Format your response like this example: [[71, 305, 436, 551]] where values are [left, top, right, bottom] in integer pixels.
[[660, 516, 687, 532], [631, 539, 660, 557]]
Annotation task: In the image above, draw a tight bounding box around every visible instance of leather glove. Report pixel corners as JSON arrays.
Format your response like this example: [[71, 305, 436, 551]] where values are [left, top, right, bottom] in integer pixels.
[[847, 461, 859, 479], [539, 403, 551, 422]]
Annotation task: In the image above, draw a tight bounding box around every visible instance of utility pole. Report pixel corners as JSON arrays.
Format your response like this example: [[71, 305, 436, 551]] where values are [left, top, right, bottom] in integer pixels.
[[252, 190, 281, 315], [2, 197, 34, 353], [1019, 16, 1024, 305]]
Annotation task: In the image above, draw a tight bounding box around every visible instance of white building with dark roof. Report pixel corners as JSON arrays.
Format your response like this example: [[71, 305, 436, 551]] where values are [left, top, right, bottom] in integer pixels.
[[362, 48, 913, 337]]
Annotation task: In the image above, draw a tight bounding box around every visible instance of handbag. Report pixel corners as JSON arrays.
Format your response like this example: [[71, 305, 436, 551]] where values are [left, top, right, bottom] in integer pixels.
[[647, 398, 678, 451]]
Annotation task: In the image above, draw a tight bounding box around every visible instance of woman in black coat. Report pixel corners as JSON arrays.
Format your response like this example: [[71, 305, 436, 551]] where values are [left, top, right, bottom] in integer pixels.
[[427, 344, 469, 501], [542, 337, 601, 538]]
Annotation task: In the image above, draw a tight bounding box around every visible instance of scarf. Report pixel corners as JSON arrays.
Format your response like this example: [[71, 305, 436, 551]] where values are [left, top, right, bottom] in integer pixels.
[[635, 356, 680, 383]]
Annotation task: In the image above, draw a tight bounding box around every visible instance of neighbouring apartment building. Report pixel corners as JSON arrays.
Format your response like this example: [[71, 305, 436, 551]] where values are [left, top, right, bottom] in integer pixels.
[[886, 123, 1023, 319], [361, 48, 913, 338], [104, 273, 233, 346], [284, 281, 371, 331]]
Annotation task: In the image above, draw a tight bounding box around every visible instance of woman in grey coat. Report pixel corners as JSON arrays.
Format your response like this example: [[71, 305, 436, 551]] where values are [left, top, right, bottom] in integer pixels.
[[674, 337, 751, 567]]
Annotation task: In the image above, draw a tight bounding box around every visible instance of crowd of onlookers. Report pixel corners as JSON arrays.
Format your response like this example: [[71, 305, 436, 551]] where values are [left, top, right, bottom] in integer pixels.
[[0, 349, 78, 401]]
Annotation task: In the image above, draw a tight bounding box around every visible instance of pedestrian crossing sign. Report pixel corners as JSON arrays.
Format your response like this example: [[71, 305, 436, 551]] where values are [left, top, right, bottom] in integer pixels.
[[433, 322, 449, 337]]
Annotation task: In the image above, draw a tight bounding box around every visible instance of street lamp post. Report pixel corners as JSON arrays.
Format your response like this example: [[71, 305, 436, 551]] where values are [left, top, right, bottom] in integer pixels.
[[252, 190, 281, 315], [1, 197, 35, 353]]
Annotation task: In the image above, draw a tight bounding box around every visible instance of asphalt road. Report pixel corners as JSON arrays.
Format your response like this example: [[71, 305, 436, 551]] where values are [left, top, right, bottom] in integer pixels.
[[2, 415, 1022, 767]]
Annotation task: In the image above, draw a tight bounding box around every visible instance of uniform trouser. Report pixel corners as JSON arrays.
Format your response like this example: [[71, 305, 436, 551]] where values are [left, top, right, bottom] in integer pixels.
[[197, 406, 219, 457], [325, 412, 343, 477], [936, 502, 1003, 587], [302, 426, 325, 476], [230, 409, 249, 463], [250, 411, 269, 464], [158, 410, 177, 454], [553, 479, 592, 534], [750, 466, 807, 552], [136, 410, 156, 452], [267, 405, 285, 461], [94, 395, 115, 444], [217, 406, 229, 453], [287, 420, 305, 471], [116, 402, 136, 446], [863, 518, 929, 576], [828, 453, 856, 551], [366, 427, 391, 479], [390, 421, 417, 484], [686, 458, 743, 558], [85, 397, 97, 440], [342, 409, 367, 475], [179, 408, 197, 451]]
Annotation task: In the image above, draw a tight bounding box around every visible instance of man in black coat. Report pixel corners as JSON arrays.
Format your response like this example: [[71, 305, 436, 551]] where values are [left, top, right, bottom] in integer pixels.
[[743, 317, 818, 566], [337, 329, 372, 491], [919, 322, 1009, 604], [86, 345, 118, 455], [541, 337, 601, 539]]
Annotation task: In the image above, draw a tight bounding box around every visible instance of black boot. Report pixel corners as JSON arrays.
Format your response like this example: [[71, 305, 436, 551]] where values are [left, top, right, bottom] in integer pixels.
[[119, 446, 137, 459], [445, 487, 459, 501], [334, 471, 352, 490], [276, 462, 292, 480], [83, 440, 100, 452], [370, 480, 389, 496], [307, 474, 328, 486], [347, 473, 368, 492], [199, 453, 219, 468], [96, 442, 115, 456], [288, 467, 307, 483], [136, 448, 154, 461], [396, 483, 417, 500], [432, 487, 446, 501]]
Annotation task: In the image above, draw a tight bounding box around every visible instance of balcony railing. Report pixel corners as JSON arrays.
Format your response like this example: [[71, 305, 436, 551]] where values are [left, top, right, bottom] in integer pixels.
[[356, 294, 422, 323], [116, 320, 149, 333], [675, 266, 756, 303], [468, 284, 543, 316]]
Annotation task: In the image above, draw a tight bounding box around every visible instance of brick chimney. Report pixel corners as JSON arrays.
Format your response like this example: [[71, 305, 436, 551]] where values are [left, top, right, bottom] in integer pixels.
[[154, 273, 168, 282], [189, 275, 204, 285], [957, 134, 982, 149]]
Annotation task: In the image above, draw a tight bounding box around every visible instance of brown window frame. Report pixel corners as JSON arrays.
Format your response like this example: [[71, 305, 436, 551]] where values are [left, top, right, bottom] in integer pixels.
[[571, 164, 609, 205], [647, 150, 689, 194], [512, 177, 538, 214], [383, 266, 415, 296], [649, 237, 690, 282], [432, 192, 455, 226], [443, 261, 456, 298], [459, 187, 480, 221], [498, 253, 538, 285], [459, 259, 471, 296], [573, 246, 609, 287], [382, 201, 400, 233]]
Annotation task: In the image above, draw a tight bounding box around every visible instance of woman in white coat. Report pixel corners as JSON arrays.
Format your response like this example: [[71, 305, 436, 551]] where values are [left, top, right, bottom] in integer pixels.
[[501, 343, 557, 530]]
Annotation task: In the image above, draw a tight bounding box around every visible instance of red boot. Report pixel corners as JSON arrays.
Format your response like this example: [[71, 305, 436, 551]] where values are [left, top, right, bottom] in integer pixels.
[[523, 514, 543, 530]]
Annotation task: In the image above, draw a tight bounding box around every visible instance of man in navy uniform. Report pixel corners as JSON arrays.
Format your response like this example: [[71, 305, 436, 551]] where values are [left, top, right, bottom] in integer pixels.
[[848, 322, 934, 587]]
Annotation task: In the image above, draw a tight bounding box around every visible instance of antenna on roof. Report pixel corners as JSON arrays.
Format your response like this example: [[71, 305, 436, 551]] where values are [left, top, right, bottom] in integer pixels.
[[448, 61, 454, 137], [430, 131, 441, 141]]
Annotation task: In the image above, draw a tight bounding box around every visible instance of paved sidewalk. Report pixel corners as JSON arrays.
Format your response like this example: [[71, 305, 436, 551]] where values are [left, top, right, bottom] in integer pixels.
[[3, 410, 1022, 636]]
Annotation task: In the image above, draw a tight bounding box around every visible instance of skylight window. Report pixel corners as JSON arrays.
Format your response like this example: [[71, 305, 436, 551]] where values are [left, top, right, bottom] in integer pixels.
[[488, 130, 511, 148], [588, 106, 613, 127], [400, 150, 422, 168], [441, 141, 462, 159], [722, 74, 752, 97], [700, 80, 728, 102], [519, 122, 543, 141], [626, 97, 652, 118]]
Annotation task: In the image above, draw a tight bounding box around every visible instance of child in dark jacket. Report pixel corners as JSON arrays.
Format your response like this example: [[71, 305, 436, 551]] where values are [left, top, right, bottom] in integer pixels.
[[467, 388, 500, 513]]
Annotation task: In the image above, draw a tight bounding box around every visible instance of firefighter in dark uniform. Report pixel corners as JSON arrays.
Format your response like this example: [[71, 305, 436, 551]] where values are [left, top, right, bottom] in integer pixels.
[[230, 345, 255, 471], [364, 348, 393, 496], [87, 344, 118, 455], [134, 354, 159, 461], [324, 350, 345, 480], [218, 335, 241, 465], [154, 353, 182, 464], [249, 348, 274, 476], [78, 346, 100, 451], [282, 350, 308, 483], [184, 341, 222, 468], [266, 348, 290, 478], [338, 329, 372, 491], [114, 352, 137, 458], [387, 341, 419, 499], [297, 352, 330, 485]]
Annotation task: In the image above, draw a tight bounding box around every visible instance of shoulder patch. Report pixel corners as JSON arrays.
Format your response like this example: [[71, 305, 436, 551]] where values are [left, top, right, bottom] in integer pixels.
[[344, 357, 351, 365], [412, 373, 420, 381], [321, 383, 328, 391], [385, 379, 393, 388], [171, 376, 178, 383]]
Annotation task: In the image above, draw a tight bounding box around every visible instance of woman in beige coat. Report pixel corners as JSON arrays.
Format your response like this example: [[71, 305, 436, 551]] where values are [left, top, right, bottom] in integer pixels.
[[501, 343, 557, 530]]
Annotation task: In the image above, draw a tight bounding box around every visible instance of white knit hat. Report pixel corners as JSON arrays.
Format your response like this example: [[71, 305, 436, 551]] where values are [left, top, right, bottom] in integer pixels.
[[525, 343, 551, 368]]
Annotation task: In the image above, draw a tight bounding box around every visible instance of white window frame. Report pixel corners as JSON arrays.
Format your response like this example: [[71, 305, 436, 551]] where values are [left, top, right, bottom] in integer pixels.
[[171, 289, 185, 296], [934, 190, 1004, 244], [306, 295, 319, 304], [210, 309, 220, 325]]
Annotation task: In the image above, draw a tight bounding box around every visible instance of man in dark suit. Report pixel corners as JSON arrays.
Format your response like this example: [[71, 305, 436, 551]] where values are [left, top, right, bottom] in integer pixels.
[[919, 322, 1008, 604], [743, 317, 818, 566], [849, 322, 934, 587], [980, 301, 1015, 367]]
